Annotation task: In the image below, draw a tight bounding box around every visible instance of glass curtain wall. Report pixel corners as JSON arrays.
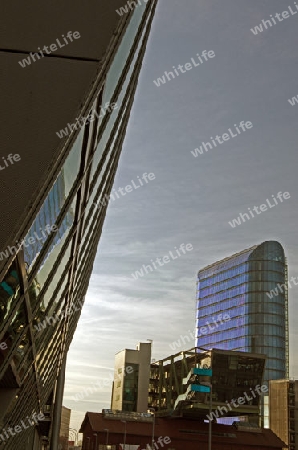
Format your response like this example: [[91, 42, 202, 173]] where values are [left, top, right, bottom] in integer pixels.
[[196, 241, 288, 427], [0, 1, 158, 448]]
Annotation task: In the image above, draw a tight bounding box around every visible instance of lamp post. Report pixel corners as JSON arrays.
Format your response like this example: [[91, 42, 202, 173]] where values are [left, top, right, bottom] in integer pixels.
[[104, 428, 109, 446], [121, 420, 126, 450], [93, 432, 98, 450], [147, 407, 155, 450], [208, 384, 212, 450], [201, 382, 212, 450]]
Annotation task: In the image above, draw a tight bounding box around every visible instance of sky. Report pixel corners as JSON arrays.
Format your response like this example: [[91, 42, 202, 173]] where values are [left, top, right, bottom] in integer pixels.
[[63, 0, 298, 433]]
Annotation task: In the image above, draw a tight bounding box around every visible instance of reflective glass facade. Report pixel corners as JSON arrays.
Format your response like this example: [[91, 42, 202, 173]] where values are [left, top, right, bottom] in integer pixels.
[[0, 2, 158, 449], [123, 363, 139, 412], [196, 241, 289, 426]]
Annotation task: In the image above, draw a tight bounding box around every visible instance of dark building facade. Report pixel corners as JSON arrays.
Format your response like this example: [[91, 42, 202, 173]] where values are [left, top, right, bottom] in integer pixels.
[[148, 347, 266, 422], [79, 410, 286, 450], [196, 241, 289, 426], [0, 1, 158, 449]]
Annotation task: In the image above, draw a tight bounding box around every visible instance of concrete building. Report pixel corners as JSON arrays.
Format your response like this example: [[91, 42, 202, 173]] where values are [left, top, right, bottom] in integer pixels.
[[111, 342, 152, 412], [0, 2, 158, 448], [111, 342, 267, 422], [196, 241, 289, 426], [149, 347, 266, 422], [79, 410, 286, 450], [269, 379, 298, 450]]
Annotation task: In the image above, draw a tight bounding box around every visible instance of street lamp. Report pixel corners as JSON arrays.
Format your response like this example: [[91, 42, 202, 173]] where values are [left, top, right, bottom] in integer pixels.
[[201, 382, 212, 450], [93, 432, 98, 450], [121, 420, 126, 450], [104, 428, 109, 446], [147, 407, 155, 450]]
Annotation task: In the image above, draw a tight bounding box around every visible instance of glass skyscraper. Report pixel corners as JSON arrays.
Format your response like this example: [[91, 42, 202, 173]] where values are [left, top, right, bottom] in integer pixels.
[[196, 241, 289, 426], [0, 1, 158, 449]]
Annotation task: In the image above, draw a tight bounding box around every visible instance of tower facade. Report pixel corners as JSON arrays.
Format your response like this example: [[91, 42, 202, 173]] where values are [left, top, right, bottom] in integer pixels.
[[196, 241, 289, 426], [111, 342, 152, 413], [0, 1, 158, 448], [269, 379, 298, 450]]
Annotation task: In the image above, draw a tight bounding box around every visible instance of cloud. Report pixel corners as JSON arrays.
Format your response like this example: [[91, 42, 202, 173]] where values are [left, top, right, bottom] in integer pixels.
[[64, 0, 298, 432]]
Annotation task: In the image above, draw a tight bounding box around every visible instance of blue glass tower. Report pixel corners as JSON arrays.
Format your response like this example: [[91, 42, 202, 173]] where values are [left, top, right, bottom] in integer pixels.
[[196, 241, 289, 426]]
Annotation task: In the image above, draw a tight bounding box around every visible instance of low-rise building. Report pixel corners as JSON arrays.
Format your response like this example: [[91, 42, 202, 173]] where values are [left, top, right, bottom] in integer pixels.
[[79, 410, 285, 450], [149, 347, 266, 422]]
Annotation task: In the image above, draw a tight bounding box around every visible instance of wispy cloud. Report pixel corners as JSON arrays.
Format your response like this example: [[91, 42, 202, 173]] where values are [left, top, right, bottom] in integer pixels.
[[65, 0, 298, 432]]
